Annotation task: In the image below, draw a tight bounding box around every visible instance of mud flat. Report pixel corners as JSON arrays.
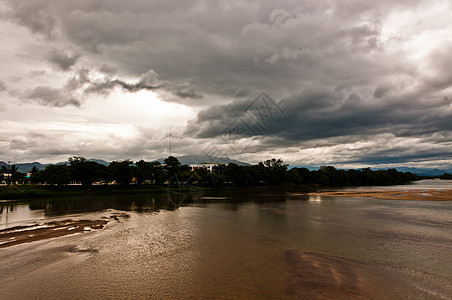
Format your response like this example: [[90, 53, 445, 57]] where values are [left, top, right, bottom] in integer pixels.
[[307, 189, 452, 201], [0, 214, 125, 248], [284, 250, 449, 299]]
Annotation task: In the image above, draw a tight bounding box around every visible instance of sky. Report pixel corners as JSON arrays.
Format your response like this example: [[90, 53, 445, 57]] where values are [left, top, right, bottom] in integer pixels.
[[0, 0, 451, 169]]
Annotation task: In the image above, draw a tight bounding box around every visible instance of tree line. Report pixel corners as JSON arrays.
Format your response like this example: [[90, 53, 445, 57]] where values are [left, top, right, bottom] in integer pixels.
[[1, 156, 421, 187]]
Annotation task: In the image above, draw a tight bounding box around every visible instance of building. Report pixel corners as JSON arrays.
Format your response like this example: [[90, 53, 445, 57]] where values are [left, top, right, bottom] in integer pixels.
[[189, 163, 222, 173]]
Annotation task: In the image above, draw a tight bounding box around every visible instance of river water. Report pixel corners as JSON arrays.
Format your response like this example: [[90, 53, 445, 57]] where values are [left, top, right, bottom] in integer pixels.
[[0, 180, 451, 299]]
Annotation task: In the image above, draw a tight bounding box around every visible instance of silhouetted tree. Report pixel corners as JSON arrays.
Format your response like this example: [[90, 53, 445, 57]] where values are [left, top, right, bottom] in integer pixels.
[[69, 157, 108, 186], [44, 165, 71, 185], [164, 156, 181, 184], [440, 173, 452, 179], [150, 162, 166, 184], [108, 160, 134, 186], [30, 170, 45, 184], [134, 160, 153, 184]]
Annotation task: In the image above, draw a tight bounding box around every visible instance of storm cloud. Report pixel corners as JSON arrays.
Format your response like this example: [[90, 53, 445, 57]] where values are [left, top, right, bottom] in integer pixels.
[[24, 86, 81, 107], [47, 49, 80, 71], [1, 0, 451, 168]]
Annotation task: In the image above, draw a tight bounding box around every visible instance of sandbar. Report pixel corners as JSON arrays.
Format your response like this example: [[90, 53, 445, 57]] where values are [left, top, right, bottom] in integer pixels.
[[307, 189, 452, 201], [0, 214, 124, 248]]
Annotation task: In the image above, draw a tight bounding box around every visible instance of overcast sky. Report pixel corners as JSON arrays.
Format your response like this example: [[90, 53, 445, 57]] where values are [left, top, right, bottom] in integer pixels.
[[1, 0, 451, 169]]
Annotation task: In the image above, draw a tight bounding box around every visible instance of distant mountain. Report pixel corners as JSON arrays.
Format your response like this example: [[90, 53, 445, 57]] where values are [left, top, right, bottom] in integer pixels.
[[288, 165, 452, 176], [391, 167, 452, 177], [154, 155, 250, 166], [86, 159, 109, 166], [0, 161, 47, 173], [3, 157, 450, 175], [4, 156, 248, 173], [1, 158, 110, 173]]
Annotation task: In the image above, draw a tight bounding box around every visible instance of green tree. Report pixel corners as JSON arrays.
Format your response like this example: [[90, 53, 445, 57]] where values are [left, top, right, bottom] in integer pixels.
[[262, 158, 288, 185], [164, 156, 181, 184], [287, 168, 301, 184], [224, 163, 249, 186], [1, 164, 20, 185], [149, 162, 166, 184], [30, 166, 40, 175], [69, 156, 86, 164], [30, 170, 45, 184], [43, 165, 71, 185], [69, 157, 107, 186], [180, 170, 201, 184], [108, 160, 134, 186]]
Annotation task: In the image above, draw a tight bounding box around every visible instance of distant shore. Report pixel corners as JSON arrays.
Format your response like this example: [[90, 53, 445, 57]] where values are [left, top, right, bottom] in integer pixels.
[[2, 181, 452, 201]]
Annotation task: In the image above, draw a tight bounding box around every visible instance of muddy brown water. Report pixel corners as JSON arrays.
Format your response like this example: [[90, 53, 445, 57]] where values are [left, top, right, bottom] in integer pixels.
[[0, 180, 451, 299]]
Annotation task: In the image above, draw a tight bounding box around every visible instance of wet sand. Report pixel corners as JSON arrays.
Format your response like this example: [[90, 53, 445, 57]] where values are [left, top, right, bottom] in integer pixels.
[[283, 250, 444, 299], [307, 189, 452, 201], [0, 214, 124, 248], [285, 250, 368, 299]]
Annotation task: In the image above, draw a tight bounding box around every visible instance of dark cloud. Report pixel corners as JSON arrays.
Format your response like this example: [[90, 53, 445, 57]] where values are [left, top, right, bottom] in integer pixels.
[[8, 1, 56, 35], [5, 0, 417, 98], [373, 84, 393, 99], [2, 0, 451, 166], [84, 69, 203, 100], [186, 86, 452, 147], [48, 49, 80, 70], [24, 86, 81, 107], [86, 79, 158, 94]]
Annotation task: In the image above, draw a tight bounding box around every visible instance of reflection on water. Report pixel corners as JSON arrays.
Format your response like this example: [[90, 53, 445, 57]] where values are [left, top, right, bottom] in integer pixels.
[[0, 193, 192, 229], [0, 187, 291, 229], [0, 180, 451, 299]]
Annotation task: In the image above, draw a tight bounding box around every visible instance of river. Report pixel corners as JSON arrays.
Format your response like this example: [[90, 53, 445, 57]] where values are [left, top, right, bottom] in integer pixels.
[[0, 180, 451, 299]]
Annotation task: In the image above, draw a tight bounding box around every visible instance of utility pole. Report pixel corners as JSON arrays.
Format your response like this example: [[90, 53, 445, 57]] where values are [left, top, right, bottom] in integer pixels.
[[245, 140, 248, 164], [6, 158, 11, 185], [169, 126, 172, 157]]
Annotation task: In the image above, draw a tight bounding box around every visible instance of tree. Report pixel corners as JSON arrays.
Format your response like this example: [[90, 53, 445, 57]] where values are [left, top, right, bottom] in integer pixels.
[[30, 170, 45, 184], [263, 158, 285, 168], [164, 156, 181, 183], [440, 173, 452, 180], [149, 162, 166, 184], [69, 157, 107, 186], [1, 164, 20, 184], [30, 166, 40, 175], [287, 169, 301, 184], [108, 160, 134, 186], [224, 163, 248, 186], [134, 160, 152, 184], [69, 156, 86, 164], [262, 158, 288, 185], [43, 165, 71, 185], [179, 170, 201, 184]]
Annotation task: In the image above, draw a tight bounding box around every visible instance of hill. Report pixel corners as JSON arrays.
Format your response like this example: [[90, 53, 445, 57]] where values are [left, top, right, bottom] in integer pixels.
[[154, 155, 250, 166], [1, 156, 248, 173], [0, 159, 109, 173]]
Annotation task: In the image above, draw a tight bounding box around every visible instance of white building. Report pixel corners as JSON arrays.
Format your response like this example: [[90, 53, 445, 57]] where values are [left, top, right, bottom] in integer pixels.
[[189, 163, 221, 173]]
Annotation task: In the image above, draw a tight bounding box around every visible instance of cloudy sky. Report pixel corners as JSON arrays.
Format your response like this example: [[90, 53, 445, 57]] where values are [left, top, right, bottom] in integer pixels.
[[1, 0, 451, 169]]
